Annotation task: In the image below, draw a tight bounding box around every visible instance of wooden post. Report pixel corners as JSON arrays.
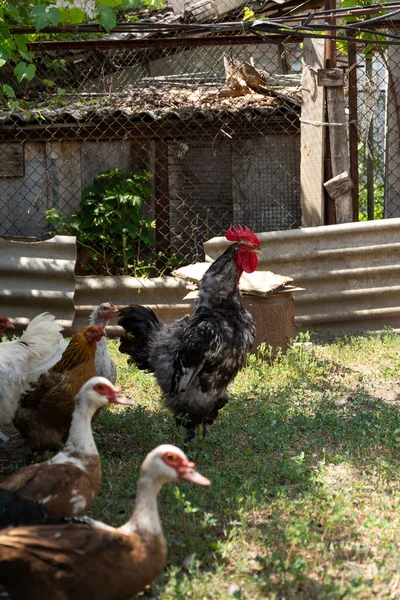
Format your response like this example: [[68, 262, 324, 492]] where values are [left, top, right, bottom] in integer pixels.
[[324, 0, 336, 225], [300, 38, 326, 227], [366, 55, 375, 220], [321, 68, 353, 223]]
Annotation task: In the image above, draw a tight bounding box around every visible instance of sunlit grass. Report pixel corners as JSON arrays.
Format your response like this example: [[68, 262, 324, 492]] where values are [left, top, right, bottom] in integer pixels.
[[16, 329, 400, 599]]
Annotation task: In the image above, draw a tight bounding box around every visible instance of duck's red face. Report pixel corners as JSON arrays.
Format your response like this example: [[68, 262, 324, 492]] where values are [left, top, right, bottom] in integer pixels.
[[92, 380, 134, 405], [161, 451, 211, 486], [225, 225, 261, 275]]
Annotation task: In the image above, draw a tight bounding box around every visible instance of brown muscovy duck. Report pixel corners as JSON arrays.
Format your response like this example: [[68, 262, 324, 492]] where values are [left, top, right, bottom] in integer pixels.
[[0, 377, 132, 526], [0, 445, 210, 600]]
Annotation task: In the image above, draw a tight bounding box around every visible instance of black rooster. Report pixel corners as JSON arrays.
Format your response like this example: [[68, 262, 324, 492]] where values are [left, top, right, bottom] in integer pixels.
[[118, 225, 260, 442]]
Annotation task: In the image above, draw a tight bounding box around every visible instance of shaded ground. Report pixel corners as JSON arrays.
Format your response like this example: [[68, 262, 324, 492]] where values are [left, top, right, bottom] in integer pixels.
[[0, 424, 32, 479]]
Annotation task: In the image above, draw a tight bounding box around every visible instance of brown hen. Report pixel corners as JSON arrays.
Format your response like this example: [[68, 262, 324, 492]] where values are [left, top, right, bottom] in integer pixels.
[[13, 326, 105, 451]]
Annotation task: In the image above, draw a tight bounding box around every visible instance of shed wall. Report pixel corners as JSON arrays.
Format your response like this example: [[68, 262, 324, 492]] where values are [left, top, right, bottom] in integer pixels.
[[0, 132, 301, 262]]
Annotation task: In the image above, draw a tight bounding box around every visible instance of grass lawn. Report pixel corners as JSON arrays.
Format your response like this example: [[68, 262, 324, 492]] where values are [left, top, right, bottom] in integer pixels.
[[6, 328, 400, 599]]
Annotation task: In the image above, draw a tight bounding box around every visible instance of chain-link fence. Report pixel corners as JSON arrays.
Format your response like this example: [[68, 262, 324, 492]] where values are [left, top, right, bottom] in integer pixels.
[[356, 49, 387, 222], [0, 33, 302, 275], [1, 13, 400, 276]]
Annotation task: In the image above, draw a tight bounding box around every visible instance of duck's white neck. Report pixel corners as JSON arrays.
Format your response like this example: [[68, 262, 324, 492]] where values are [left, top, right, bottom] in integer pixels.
[[60, 400, 98, 456], [118, 473, 163, 536]]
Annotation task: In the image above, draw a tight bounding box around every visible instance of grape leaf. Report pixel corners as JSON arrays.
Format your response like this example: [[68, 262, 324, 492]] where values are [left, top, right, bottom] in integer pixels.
[[99, 5, 116, 31]]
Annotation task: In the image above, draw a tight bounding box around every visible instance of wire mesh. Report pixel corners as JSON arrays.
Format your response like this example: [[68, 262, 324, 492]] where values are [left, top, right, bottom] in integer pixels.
[[0, 36, 302, 275], [356, 50, 388, 222], [2, 5, 400, 278]]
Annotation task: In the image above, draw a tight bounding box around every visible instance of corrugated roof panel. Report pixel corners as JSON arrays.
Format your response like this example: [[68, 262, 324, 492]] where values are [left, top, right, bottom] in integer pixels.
[[0, 84, 301, 126]]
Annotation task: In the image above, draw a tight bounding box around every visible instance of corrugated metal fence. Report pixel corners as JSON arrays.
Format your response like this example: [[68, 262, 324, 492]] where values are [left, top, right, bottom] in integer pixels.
[[3, 220, 400, 335], [73, 275, 189, 331], [0, 235, 76, 330], [205, 218, 400, 332]]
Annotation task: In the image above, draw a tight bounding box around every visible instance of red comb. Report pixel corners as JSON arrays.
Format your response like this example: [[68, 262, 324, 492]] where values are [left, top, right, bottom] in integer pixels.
[[225, 225, 260, 247], [109, 302, 116, 308]]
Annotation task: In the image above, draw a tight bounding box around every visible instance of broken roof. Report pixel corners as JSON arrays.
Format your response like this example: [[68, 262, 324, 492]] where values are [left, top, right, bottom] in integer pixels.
[[121, 0, 324, 26], [0, 79, 301, 126]]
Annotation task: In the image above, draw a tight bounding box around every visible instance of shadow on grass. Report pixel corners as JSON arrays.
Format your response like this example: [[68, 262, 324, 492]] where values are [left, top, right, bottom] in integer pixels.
[[87, 355, 400, 599], [1, 338, 398, 599]]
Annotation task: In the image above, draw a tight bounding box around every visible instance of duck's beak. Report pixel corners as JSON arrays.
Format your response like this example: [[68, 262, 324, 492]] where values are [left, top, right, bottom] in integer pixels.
[[108, 391, 135, 406], [179, 468, 211, 486]]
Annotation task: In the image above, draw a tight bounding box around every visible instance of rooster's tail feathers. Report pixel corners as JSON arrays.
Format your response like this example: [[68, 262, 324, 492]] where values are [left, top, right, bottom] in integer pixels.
[[19, 313, 65, 380], [118, 305, 160, 371]]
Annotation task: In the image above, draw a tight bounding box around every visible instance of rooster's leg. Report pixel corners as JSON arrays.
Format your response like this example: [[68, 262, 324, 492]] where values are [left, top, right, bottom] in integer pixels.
[[202, 424, 208, 438], [184, 427, 196, 444]]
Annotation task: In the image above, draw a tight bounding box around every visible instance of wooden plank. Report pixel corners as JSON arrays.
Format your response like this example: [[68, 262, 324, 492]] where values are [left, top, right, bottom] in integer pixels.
[[348, 36, 359, 221], [47, 141, 82, 216], [326, 86, 353, 223], [324, 171, 353, 199], [300, 38, 325, 227], [317, 68, 344, 87], [172, 262, 293, 296], [385, 39, 400, 217], [25, 141, 45, 160], [0, 143, 24, 177], [80, 140, 131, 190], [0, 117, 300, 143]]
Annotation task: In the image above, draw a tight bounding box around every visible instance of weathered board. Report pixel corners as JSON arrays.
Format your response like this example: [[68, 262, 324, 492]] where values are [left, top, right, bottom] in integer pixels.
[[300, 38, 325, 226], [326, 86, 353, 223], [0, 143, 24, 178]]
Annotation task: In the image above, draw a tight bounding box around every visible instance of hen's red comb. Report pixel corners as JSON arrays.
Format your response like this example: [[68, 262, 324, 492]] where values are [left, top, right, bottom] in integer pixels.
[[225, 225, 260, 247]]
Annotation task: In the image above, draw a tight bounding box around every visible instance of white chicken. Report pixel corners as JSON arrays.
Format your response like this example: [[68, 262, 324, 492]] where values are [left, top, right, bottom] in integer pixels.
[[0, 313, 64, 428]]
